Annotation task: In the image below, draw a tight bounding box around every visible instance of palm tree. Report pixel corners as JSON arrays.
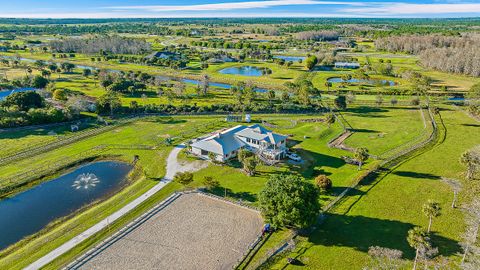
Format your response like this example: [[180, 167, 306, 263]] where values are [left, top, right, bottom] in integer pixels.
[[407, 227, 430, 270], [441, 177, 462, 208], [201, 74, 209, 96], [422, 200, 441, 232], [354, 148, 369, 170], [460, 151, 479, 180], [325, 113, 335, 128], [324, 81, 332, 91]]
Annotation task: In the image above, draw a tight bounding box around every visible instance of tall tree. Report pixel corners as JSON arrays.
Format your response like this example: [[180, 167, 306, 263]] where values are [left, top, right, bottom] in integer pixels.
[[325, 113, 335, 128], [407, 227, 430, 270], [334, 95, 347, 110], [461, 199, 480, 266], [201, 73, 209, 96], [243, 156, 258, 176], [441, 177, 462, 208], [354, 148, 369, 170], [305, 55, 318, 71], [460, 150, 480, 180], [422, 200, 441, 232], [259, 174, 320, 228]]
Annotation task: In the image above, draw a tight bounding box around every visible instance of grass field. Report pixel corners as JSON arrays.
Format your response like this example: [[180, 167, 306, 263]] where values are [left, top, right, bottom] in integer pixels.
[[270, 106, 480, 269], [0, 109, 428, 268]]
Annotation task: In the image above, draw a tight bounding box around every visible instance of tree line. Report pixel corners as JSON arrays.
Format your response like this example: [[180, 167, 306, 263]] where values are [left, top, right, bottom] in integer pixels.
[[375, 34, 480, 77], [49, 35, 151, 55]]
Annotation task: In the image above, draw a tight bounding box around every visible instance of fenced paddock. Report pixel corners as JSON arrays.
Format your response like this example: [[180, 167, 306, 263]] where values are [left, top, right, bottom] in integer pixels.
[[70, 192, 263, 270]]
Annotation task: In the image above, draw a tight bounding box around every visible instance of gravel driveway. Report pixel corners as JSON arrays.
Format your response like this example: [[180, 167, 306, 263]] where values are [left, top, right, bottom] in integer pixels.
[[164, 144, 209, 180]]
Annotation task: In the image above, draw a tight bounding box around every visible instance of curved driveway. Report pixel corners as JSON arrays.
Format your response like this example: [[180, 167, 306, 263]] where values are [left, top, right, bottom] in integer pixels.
[[26, 144, 206, 270]]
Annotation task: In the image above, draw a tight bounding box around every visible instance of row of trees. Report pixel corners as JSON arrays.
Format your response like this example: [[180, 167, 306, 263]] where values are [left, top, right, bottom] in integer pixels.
[[0, 91, 71, 128], [375, 34, 480, 76], [294, 30, 340, 41], [49, 35, 151, 55]]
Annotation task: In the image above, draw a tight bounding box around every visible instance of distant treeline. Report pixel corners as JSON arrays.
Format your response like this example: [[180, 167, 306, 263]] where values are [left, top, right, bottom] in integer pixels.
[[375, 34, 480, 77], [294, 31, 340, 41], [0, 17, 479, 26], [0, 18, 479, 36], [49, 35, 151, 55]]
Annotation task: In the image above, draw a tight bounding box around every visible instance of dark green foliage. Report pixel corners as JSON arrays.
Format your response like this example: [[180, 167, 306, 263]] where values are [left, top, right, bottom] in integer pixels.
[[334, 95, 347, 110], [31, 75, 49, 89], [315, 175, 332, 191], [202, 176, 220, 190], [305, 55, 318, 71], [174, 172, 194, 186], [2, 91, 44, 110], [259, 174, 320, 228], [96, 92, 121, 115]]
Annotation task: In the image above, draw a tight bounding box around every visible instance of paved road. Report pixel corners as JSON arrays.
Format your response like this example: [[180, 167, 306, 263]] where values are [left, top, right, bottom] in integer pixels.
[[25, 144, 205, 270]]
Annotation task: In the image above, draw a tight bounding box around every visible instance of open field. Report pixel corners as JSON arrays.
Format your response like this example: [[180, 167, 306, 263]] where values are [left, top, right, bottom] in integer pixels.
[[270, 106, 480, 269], [75, 193, 263, 270]]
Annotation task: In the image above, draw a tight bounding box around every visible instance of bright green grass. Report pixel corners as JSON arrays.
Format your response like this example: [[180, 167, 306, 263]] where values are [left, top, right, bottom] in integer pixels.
[[273, 107, 479, 269], [343, 106, 426, 156]]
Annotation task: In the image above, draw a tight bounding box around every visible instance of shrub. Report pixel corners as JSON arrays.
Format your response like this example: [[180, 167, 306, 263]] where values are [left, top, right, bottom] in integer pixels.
[[173, 172, 194, 186], [53, 89, 67, 101], [315, 175, 332, 191], [203, 176, 220, 190]]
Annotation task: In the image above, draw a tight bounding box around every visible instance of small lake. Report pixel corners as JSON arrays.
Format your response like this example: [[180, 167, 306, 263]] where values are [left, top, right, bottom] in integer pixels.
[[219, 66, 264, 77], [1, 56, 269, 93], [0, 88, 38, 101], [273, 55, 305, 62], [181, 78, 268, 93], [327, 77, 395, 86], [0, 161, 132, 250]]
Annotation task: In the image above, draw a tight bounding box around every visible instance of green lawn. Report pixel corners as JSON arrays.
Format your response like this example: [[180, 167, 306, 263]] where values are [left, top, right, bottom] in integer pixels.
[[0, 107, 459, 270], [343, 106, 426, 156], [271, 106, 479, 269]]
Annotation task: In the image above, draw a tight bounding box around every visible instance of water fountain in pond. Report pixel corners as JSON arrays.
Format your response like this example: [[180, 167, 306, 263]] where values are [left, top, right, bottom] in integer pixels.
[[72, 173, 100, 190]]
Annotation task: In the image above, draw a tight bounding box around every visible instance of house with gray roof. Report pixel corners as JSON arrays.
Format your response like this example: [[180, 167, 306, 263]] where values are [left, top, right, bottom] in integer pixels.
[[190, 124, 288, 162], [334, 62, 360, 69]]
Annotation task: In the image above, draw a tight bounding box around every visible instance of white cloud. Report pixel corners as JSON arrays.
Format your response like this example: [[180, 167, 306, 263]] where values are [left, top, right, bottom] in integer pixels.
[[109, 0, 359, 12], [0, 1, 479, 18], [342, 3, 480, 15]]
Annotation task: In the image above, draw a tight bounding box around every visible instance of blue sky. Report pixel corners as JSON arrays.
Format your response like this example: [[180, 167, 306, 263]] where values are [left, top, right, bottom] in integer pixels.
[[1, 0, 479, 18]]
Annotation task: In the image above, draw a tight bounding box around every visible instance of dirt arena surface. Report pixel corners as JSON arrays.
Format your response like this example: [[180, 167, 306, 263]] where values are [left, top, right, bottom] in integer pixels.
[[78, 193, 263, 270]]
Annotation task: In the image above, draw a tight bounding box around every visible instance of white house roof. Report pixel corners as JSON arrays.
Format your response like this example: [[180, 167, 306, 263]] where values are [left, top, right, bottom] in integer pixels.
[[334, 62, 360, 67], [190, 125, 247, 156], [235, 124, 288, 144], [191, 124, 288, 156]]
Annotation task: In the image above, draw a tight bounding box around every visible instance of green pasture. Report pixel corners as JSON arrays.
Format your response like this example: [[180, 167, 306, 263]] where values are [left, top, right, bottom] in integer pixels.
[[272, 106, 480, 269]]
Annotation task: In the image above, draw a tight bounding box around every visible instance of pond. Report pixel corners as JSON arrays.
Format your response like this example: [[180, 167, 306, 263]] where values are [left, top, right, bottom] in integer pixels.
[[219, 66, 264, 77], [3, 56, 269, 93], [0, 88, 38, 101], [273, 55, 305, 62], [327, 77, 395, 86], [181, 78, 268, 93], [0, 161, 132, 250]]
